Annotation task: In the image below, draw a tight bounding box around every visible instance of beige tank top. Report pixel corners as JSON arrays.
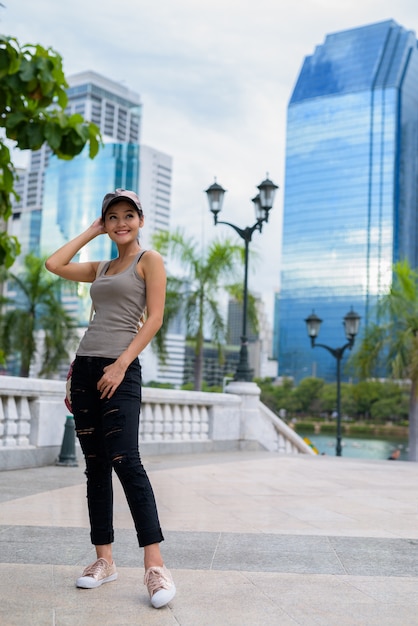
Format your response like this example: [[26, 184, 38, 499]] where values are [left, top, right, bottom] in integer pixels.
[[76, 251, 147, 359]]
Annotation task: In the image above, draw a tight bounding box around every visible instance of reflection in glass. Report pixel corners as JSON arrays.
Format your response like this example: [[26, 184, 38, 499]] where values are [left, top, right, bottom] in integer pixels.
[[278, 20, 418, 381]]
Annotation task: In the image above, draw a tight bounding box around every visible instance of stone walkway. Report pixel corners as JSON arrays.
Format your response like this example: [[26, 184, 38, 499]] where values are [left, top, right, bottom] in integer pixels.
[[1, 450, 418, 625]]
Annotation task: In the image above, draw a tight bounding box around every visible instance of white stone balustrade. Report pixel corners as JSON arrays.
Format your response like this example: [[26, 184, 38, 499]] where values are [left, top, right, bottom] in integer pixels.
[[0, 375, 313, 470]]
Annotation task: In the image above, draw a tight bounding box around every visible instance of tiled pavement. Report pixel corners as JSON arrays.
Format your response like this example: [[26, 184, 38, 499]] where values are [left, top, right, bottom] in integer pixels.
[[1, 450, 418, 625]]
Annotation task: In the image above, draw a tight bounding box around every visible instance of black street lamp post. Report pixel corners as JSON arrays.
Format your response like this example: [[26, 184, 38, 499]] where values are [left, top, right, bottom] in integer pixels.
[[304, 309, 361, 456], [205, 176, 278, 382]]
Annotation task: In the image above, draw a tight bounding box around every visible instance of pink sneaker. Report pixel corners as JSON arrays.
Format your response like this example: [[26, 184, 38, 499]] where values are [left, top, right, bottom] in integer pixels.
[[76, 558, 118, 589], [144, 565, 176, 608]]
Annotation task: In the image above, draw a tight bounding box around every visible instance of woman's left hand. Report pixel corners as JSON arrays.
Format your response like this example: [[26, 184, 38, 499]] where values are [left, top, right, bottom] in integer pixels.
[[97, 362, 127, 399]]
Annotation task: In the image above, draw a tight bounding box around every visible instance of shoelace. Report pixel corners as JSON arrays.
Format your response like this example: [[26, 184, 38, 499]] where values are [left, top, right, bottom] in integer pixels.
[[144, 567, 171, 594], [82, 558, 109, 578]]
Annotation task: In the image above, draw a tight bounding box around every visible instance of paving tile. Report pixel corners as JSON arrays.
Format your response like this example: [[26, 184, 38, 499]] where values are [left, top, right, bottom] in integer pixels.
[[2, 451, 418, 625]]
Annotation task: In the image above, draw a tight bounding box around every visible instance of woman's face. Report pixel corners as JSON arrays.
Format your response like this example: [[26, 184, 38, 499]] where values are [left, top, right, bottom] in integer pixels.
[[103, 201, 144, 244]]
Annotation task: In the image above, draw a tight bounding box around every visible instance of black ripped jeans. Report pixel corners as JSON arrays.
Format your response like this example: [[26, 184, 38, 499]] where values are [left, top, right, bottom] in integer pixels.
[[71, 356, 164, 548]]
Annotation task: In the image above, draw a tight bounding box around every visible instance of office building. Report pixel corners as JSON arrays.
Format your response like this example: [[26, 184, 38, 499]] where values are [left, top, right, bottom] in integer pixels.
[[138, 145, 172, 249], [278, 20, 418, 382], [138, 146, 185, 387]]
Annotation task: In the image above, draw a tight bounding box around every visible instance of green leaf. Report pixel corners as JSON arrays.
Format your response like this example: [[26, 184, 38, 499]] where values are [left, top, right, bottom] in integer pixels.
[[0, 231, 20, 268], [44, 121, 62, 150], [26, 121, 45, 150], [4, 111, 27, 131], [1, 163, 15, 193], [88, 129, 100, 158], [0, 37, 20, 77], [0, 141, 11, 163]]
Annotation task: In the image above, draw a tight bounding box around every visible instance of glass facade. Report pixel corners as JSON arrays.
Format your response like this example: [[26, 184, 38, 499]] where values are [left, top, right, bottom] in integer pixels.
[[279, 20, 418, 382]]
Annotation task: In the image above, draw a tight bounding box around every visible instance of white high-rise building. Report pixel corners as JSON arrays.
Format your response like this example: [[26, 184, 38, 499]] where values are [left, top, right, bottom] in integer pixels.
[[67, 70, 142, 143], [139, 145, 172, 248], [139, 145, 185, 387]]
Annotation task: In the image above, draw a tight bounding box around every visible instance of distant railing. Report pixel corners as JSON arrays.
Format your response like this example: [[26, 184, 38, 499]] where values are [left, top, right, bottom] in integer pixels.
[[258, 402, 314, 454], [140, 389, 212, 442], [0, 375, 313, 470]]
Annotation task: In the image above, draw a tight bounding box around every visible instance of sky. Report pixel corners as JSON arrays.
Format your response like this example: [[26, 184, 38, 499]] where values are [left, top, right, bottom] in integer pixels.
[[4, 0, 418, 323]]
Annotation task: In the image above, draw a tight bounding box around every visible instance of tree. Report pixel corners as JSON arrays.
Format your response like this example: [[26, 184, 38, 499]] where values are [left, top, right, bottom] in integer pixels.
[[318, 381, 355, 418], [256, 377, 297, 417], [293, 377, 325, 414], [0, 253, 79, 377], [351, 380, 382, 419], [0, 35, 101, 267], [350, 379, 408, 422], [350, 260, 418, 460], [370, 396, 408, 422], [152, 229, 248, 391]]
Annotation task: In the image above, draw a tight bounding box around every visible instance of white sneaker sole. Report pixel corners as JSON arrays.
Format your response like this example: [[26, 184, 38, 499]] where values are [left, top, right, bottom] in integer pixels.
[[76, 572, 118, 589]]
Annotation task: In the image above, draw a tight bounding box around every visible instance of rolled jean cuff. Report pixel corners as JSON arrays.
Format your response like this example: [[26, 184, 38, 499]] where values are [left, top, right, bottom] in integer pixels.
[[91, 531, 114, 546], [138, 528, 164, 548]]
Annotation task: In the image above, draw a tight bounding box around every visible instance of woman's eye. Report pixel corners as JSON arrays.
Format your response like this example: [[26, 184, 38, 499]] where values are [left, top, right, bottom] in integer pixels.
[[108, 213, 135, 220]]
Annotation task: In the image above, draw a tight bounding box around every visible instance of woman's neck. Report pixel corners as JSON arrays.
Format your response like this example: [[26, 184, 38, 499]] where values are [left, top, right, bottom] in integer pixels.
[[115, 242, 141, 262]]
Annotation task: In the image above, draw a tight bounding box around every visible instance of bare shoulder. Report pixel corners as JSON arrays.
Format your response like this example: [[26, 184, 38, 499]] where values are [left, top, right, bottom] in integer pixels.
[[136, 249, 165, 279], [141, 249, 164, 263]]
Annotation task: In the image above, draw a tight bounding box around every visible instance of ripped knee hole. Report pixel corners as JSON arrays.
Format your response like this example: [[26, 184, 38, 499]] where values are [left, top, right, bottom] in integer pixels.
[[77, 427, 95, 436]]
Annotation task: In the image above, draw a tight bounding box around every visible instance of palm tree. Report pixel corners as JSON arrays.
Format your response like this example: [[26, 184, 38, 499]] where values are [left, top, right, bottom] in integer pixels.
[[0, 253, 79, 377], [350, 260, 418, 460], [152, 229, 251, 391]]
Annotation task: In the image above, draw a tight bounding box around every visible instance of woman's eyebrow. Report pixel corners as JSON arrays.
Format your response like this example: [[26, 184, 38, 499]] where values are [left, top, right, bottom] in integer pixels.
[[107, 209, 135, 216]]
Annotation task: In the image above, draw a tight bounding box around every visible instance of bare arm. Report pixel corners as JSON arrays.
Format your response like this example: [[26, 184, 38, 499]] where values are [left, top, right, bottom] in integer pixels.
[[45, 217, 106, 283], [97, 250, 166, 399]]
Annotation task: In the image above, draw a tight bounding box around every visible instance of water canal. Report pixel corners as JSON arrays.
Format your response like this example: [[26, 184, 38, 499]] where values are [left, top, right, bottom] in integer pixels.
[[297, 432, 409, 461]]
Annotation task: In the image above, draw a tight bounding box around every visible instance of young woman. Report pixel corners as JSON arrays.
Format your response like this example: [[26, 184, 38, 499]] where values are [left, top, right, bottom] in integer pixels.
[[45, 189, 175, 609]]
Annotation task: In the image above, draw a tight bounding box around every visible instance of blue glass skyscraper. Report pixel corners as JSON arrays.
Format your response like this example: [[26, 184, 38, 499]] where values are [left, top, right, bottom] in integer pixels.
[[278, 20, 418, 382]]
